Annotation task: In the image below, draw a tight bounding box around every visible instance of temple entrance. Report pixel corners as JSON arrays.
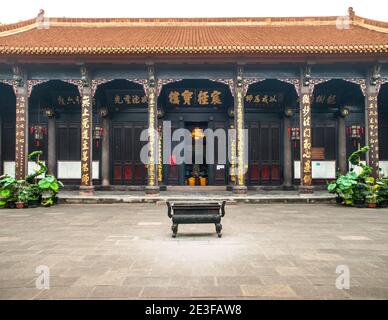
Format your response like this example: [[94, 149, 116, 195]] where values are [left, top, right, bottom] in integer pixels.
[[185, 122, 208, 186], [159, 79, 232, 186]]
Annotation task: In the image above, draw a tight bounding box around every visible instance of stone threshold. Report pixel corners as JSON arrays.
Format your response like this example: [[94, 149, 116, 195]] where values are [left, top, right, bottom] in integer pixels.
[[58, 191, 335, 205]]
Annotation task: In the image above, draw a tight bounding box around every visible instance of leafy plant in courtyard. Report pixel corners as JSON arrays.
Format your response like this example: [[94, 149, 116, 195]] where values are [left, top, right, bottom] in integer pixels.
[[0, 175, 18, 208], [377, 178, 388, 207], [327, 171, 358, 205], [26, 151, 48, 184], [0, 151, 63, 209], [327, 145, 388, 208], [38, 175, 63, 207]]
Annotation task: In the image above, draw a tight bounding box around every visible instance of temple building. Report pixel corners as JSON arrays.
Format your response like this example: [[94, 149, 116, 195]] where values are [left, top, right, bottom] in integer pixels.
[[0, 8, 387, 195]]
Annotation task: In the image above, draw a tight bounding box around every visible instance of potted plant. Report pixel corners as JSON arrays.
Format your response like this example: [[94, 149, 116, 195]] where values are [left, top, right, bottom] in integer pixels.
[[366, 193, 378, 208], [24, 184, 41, 208], [38, 175, 63, 207], [327, 171, 358, 206], [351, 182, 368, 208], [0, 175, 18, 208], [0, 152, 63, 209], [0, 188, 11, 209], [365, 177, 379, 209], [14, 180, 28, 209], [377, 178, 388, 208]]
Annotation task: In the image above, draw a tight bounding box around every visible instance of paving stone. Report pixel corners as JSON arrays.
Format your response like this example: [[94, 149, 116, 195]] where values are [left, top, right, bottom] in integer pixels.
[[240, 284, 297, 298], [191, 285, 243, 298], [89, 286, 142, 298], [123, 276, 171, 287], [140, 286, 191, 298], [0, 288, 43, 299], [290, 285, 351, 299], [0, 203, 387, 299], [35, 287, 93, 299]]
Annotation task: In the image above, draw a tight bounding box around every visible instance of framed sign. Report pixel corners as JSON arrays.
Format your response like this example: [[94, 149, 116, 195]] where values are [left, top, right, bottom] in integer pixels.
[[165, 88, 226, 108], [244, 92, 284, 109], [106, 90, 148, 108]]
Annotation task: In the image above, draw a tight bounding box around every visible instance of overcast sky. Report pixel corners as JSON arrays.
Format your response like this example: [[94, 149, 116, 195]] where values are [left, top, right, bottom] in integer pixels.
[[0, 0, 387, 24]]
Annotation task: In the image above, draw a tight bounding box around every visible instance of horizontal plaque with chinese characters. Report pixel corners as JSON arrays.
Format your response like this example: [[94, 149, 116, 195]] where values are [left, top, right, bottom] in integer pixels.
[[165, 88, 225, 107], [107, 90, 147, 107], [51, 91, 81, 107], [244, 92, 283, 109]]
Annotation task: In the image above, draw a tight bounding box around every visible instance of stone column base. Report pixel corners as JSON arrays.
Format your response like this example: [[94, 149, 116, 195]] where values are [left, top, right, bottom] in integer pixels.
[[145, 185, 160, 195], [299, 185, 314, 194], [100, 184, 111, 191], [79, 185, 95, 196], [282, 184, 295, 191], [232, 185, 248, 195]]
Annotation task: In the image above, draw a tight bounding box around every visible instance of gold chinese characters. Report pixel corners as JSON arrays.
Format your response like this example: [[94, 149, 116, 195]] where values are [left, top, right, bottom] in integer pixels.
[[168, 89, 223, 106], [81, 95, 91, 186]]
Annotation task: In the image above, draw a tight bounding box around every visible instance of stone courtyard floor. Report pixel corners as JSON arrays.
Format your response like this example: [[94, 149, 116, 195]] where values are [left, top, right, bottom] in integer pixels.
[[0, 203, 388, 300]]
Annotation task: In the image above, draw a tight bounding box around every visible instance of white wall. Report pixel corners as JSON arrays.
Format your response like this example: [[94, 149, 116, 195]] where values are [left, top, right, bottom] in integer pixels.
[[294, 161, 336, 179], [3, 161, 99, 179], [3, 161, 45, 178], [57, 161, 99, 179]]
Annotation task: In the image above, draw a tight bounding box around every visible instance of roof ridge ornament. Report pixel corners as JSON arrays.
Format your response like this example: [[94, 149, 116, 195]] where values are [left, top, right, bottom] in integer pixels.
[[36, 8, 49, 30], [348, 7, 355, 21], [370, 64, 381, 86]]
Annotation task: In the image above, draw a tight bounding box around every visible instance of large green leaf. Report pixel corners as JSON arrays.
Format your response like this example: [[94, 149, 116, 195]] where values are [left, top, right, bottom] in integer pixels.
[[38, 180, 51, 189], [0, 189, 11, 198], [327, 183, 337, 192], [364, 177, 375, 184], [50, 183, 59, 192]]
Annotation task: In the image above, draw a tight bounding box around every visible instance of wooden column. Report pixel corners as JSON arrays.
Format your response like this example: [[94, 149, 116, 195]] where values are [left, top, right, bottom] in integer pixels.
[[283, 115, 293, 189], [365, 82, 379, 178], [337, 114, 347, 175], [101, 115, 110, 188], [232, 65, 247, 194], [299, 68, 313, 194], [79, 68, 94, 195], [13, 67, 28, 180], [47, 113, 56, 175], [145, 65, 159, 195]]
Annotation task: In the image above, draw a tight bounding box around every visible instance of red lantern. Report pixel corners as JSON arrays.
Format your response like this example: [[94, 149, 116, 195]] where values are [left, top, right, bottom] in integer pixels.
[[93, 125, 105, 149], [30, 125, 46, 147]]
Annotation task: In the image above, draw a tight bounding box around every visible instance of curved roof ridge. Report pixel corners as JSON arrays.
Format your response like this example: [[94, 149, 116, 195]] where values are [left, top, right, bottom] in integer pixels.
[[0, 10, 387, 55], [0, 18, 37, 33], [354, 15, 388, 32], [0, 13, 387, 31]]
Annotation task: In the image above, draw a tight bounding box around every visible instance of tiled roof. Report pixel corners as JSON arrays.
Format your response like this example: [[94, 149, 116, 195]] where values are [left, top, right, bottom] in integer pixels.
[[0, 11, 387, 56]]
